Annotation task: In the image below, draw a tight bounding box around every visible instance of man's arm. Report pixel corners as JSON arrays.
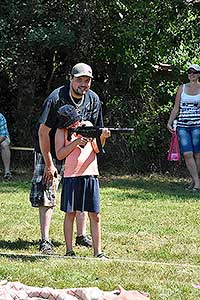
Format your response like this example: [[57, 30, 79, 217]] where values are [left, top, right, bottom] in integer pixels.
[[38, 124, 57, 182]]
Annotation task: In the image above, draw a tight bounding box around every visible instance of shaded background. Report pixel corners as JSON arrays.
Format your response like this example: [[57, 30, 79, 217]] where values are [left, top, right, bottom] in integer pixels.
[[0, 0, 200, 174]]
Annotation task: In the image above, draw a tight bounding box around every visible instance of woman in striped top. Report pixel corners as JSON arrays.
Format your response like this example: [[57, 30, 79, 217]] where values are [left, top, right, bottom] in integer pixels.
[[167, 64, 200, 190]]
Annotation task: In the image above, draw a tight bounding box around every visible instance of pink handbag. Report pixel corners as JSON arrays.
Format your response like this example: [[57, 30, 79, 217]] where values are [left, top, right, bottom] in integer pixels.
[[167, 130, 181, 161]]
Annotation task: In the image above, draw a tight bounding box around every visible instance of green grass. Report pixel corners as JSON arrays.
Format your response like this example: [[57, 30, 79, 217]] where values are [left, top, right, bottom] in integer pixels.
[[1, 173, 200, 299]]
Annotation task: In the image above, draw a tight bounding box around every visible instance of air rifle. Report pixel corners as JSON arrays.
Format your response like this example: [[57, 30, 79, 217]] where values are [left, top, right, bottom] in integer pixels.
[[67, 126, 135, 141]]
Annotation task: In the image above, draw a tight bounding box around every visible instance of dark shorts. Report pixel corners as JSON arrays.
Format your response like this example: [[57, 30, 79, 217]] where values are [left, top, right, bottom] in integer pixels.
[[61, 176, 100, 213], [30, 152, 64, 207]]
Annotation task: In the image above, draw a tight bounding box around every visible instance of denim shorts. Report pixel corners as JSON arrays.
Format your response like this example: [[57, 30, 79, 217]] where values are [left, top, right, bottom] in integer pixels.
[[177, 126, 200, 153]]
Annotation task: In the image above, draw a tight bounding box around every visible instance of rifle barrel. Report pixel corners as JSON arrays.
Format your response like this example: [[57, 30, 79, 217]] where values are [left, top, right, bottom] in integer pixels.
[[68, 127, 135, 134], [107, 128, 134, 134]]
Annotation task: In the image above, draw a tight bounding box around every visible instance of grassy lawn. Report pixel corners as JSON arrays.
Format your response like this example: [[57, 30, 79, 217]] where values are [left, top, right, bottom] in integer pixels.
[[0, 172, 200, 299]]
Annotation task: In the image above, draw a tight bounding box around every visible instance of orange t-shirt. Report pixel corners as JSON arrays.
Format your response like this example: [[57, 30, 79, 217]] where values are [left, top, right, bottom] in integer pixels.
[[64, 130, 99, 178]]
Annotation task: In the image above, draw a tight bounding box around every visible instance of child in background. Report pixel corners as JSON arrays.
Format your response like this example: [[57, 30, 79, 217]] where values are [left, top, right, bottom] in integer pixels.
[[55, 104, 111, 258]]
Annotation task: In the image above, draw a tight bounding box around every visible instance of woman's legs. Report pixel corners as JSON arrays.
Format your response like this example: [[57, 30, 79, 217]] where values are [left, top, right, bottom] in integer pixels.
[[192, 127, 200, 182], [178, 127, 200, 189], [194, 153, 200, 175], [88, 212, 101, 256], [64, 212, 76, 252], [184, 152, 200, 189]]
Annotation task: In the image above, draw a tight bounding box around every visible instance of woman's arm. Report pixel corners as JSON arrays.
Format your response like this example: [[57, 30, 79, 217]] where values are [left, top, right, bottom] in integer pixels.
[[167, 85, 182, 133]]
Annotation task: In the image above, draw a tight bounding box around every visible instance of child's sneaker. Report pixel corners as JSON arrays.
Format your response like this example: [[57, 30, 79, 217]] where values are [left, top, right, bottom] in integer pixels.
[[64, 250, 76, 257]]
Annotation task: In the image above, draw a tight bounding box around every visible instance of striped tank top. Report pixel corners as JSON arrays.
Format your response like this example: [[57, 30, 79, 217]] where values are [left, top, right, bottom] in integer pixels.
[[177, 84, 200, 127]]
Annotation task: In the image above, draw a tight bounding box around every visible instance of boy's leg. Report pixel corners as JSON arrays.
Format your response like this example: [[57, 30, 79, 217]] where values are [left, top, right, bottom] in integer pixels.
[[88, 212, 101, 256], [64, 212, 76, 252], [76, 211, 87, 236]]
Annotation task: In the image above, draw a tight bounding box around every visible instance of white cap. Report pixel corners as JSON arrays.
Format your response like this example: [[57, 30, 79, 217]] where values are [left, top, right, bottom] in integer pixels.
[[188, 64, 200, 72], [71, 63, 93, 78]]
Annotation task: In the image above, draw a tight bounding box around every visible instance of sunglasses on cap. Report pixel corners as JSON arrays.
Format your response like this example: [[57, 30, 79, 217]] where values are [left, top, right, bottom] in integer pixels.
[[188, 69, 199, 74]]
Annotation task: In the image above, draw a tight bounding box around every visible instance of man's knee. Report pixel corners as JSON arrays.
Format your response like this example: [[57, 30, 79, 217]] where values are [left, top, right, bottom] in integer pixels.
[[0, 140, 10, 151]]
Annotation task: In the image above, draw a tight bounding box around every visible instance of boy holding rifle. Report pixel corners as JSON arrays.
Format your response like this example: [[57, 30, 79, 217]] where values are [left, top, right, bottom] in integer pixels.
[[55, 105, 111, 258]]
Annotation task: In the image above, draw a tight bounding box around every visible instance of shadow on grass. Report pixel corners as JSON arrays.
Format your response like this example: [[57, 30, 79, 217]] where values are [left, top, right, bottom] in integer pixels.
[[0, 239, 63, 262], [0, 238, 62, 250], [0, 252, 55, 262], [100, 175, 200, 201], [1, 174, 200, 201]]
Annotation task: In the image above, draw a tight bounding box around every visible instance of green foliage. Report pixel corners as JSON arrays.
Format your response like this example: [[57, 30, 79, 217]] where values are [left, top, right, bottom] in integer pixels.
[[0, 0, 200, 172]]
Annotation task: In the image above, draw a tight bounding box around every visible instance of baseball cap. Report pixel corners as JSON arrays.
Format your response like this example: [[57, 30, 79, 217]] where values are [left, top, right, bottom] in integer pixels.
[[188, 64, 200, 72], [71, 63, 93, 78], [57, 105, 81, 128]]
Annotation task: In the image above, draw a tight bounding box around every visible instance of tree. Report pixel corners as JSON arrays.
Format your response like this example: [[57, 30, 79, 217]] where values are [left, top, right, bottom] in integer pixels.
[[0, 0, 199, 172]]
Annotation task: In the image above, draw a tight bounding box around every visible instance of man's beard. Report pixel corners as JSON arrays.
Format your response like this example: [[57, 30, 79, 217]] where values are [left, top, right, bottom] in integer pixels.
[[71, 86, 87, 98]]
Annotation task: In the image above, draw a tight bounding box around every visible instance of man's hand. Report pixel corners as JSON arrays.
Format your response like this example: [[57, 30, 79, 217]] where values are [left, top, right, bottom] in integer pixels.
[[43, 165, 58, 183]]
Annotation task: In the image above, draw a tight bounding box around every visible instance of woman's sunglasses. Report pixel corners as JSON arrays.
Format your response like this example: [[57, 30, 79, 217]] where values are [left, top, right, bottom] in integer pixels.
[[188, 69, 199, 74]]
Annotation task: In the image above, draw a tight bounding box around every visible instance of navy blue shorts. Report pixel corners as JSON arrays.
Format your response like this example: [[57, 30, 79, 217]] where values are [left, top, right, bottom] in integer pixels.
[[61, 176, 100, 213]]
